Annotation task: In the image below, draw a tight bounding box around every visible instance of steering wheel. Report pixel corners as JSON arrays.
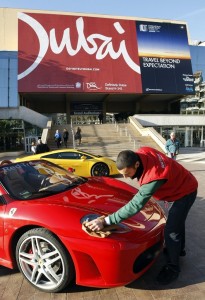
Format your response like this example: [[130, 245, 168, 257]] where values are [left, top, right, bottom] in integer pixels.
[[40, 177, 51, 188]]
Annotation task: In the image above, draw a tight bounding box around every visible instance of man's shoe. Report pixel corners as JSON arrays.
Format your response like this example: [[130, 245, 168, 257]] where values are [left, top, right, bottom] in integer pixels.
[[156, 265, 179, 285]]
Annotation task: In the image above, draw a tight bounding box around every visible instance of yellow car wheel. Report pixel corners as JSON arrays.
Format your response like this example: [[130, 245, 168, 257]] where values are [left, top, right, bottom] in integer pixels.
[[91, 163, 109, 177]]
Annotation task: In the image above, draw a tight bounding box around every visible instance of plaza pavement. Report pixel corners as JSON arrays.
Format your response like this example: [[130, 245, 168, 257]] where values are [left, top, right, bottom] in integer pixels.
[[0, 150, 205, 299]]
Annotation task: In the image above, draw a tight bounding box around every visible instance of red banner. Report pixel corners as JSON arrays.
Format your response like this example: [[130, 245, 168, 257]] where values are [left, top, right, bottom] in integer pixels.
[[18, 13, 142, 93]]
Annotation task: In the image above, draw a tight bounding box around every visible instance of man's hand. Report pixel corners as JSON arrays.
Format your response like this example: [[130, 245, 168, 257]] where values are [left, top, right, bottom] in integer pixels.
[[86, 216, 106, 231]]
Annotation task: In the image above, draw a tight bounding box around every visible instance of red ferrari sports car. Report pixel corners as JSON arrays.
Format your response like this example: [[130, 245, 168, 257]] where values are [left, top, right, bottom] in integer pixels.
[[0, 160, 166, 293]]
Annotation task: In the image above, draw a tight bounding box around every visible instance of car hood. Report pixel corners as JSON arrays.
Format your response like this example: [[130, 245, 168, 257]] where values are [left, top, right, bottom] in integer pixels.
[[43, 177, 165, 230]]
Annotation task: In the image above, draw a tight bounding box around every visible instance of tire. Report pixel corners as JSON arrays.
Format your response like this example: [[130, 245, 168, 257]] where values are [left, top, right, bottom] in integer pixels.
[[16, 228, 74, 293], [91, 163, 110, 176]]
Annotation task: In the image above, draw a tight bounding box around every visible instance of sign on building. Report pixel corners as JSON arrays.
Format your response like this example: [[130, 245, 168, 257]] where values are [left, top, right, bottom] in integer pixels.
[[18, 12, 195, 95]]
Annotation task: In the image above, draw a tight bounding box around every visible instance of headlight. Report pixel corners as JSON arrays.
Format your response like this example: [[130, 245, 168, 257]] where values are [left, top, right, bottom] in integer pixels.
[[80, 214, 132, 234]]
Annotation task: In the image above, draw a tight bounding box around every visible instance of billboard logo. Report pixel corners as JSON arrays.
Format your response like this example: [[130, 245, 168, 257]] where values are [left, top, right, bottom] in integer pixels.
[[148, 25, 161, 32], [183, 76, 194, 82], [146, 87, 162, 92], [139, 24, 148, 32], [139, 24, 161, 33], [86, 82, 101, 90], [75, 82, 82, 88], [186, 87, 194, 92], [18, 13, 141, 80]]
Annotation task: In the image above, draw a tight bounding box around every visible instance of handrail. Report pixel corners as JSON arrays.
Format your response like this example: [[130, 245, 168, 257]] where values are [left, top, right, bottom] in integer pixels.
[[41, 119, 52, 144], [129, 116, 166, 152], [114, 120, 141, 150]]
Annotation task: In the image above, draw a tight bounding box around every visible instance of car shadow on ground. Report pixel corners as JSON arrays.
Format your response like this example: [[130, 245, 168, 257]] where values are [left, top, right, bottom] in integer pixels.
[[62, 283, 101, 294], [126, 252, 205, 291], [0, 266, 19, 276]]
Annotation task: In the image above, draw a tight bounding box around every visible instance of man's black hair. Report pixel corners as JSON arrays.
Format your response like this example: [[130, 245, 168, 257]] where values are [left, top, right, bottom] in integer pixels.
[[116, 150, 140, 170]]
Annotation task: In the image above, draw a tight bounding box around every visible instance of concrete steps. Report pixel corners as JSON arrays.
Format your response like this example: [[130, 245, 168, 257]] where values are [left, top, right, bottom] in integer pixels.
[[47, 123, 162, 160], [47, 124, 72, 149]]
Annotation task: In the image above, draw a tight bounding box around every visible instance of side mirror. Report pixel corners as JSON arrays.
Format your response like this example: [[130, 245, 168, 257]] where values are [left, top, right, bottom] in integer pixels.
[[80, 155, 86, 160]]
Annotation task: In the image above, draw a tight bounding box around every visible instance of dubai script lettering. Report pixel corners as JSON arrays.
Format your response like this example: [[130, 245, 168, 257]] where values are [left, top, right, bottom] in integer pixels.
[[18, 13, 141, 80]]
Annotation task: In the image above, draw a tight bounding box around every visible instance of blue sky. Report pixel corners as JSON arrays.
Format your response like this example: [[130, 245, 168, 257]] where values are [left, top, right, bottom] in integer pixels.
[[1, 0, 205, 42]]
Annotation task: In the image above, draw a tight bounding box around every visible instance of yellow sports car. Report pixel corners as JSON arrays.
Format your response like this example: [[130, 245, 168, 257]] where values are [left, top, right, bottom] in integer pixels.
[[15, 149, 119, 177]]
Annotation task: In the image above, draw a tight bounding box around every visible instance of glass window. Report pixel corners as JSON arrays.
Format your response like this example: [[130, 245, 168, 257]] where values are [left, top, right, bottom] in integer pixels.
[[43, 152, 82, 160], [0, 120, 24, 151]]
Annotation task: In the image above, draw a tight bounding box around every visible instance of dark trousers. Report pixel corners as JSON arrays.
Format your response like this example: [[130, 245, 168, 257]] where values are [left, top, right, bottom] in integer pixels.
[[56, 139, 61, 148], [164, 190, 197, 271], [64, 138, 68, 147]]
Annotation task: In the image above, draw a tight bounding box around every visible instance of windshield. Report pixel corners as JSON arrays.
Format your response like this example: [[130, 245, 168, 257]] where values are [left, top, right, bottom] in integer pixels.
[[0, 160, 87, 199]]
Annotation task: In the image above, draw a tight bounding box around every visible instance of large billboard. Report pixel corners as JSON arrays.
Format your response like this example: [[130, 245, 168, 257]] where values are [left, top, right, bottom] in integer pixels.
[[18, 12, 195, 95], [136, 22, 194, 94]]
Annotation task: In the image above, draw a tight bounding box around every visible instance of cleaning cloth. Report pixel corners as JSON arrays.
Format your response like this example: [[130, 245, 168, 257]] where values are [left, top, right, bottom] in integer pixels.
[[82, 221, 119, 238]]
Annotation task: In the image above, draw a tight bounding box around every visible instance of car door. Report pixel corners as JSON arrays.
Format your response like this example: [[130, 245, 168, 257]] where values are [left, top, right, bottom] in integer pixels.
[[58, 152, 90, 176], [42, 151, 90, 176]]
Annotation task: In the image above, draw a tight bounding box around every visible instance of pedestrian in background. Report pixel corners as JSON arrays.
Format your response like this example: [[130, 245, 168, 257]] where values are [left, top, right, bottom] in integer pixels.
[[54, 130, 62, 149], [31, 141, 36, 154], [165, 131, 180, 159], [75, 127, 82, 146], [0, 160, 12, 166], [63, 128, 69, 148], [98, 113, 103, 124], [36, 139, 50, 154]]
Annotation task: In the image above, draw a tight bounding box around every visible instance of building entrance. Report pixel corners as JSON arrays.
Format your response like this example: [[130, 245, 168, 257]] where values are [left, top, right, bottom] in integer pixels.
[[71, 115, 99, 125]]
